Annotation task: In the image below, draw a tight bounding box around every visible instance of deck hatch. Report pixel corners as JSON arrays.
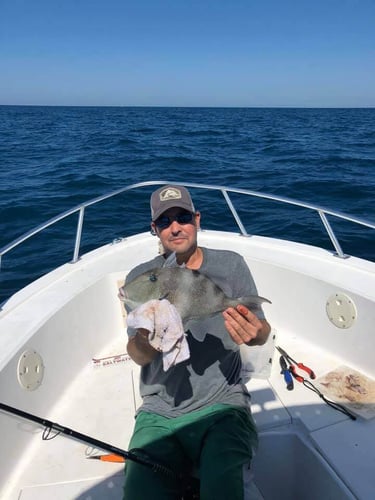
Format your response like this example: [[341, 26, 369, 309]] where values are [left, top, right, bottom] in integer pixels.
[[326, 293, 357, 329], [17, 350, 45, 391]]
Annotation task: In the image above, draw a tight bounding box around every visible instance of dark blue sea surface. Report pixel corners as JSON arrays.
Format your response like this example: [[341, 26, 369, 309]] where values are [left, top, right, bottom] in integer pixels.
[[0, 106, 374, 304]]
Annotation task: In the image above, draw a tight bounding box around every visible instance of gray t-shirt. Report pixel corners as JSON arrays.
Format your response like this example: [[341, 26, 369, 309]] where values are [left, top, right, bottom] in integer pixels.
[[125, 247, 264, 418]]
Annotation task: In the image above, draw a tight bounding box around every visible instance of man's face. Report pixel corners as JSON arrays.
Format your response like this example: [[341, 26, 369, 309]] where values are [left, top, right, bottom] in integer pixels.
[[152, 207, 200, 255]]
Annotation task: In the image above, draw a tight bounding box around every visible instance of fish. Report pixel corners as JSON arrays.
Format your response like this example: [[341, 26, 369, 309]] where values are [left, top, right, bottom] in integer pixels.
[[121, 267, 271, 324]]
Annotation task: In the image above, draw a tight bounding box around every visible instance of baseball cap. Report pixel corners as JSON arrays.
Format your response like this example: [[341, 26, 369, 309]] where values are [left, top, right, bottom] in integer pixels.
[[150, 185, 195, 221]]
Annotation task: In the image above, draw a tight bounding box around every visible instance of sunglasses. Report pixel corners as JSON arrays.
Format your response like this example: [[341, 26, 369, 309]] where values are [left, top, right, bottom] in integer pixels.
[[154, 212, 194, 230]]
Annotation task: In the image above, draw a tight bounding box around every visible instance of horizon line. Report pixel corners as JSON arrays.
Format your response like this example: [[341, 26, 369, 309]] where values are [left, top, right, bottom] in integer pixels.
[[1, 104, 374, 109]]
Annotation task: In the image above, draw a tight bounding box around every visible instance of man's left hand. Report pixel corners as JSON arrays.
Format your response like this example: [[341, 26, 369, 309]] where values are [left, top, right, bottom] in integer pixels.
[[223, 304, 270, 346]]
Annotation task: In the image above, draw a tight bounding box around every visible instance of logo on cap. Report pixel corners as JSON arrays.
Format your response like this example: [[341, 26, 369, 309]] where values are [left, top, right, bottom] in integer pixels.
[[159, 187, 182, 202]]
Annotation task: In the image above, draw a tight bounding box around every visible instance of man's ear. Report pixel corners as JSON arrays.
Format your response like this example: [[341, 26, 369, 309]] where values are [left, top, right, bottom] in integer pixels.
[[195, 211, 201, 230], [150, 222, 157, 236]]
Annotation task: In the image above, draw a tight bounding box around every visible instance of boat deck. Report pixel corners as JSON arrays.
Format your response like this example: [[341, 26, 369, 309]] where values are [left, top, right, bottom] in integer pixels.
[[6, 335, 133, 499], [4, 329, 372, 500]]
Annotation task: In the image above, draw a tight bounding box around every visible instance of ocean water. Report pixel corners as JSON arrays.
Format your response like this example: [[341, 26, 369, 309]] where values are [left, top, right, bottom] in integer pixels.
[[0, 106, 374, 304]]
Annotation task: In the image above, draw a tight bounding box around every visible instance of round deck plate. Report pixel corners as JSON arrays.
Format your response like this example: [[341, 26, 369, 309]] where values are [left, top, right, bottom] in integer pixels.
[[326, 293, 357, 329], [17, 350, 45, 390]]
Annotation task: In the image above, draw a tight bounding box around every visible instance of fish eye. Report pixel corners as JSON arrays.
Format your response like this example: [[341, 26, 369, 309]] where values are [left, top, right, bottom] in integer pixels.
[[149, 274, 157, 282]]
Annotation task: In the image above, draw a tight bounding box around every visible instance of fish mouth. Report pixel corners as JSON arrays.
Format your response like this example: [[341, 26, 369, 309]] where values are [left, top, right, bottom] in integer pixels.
[[121, 294, 140, 310], [118, 287, 128, 302]]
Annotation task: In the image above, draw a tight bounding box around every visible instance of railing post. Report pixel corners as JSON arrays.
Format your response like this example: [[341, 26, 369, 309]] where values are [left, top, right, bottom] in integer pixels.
[[72, 207, 85, 263], [221, 190, 249, 236], [318, 211, 347, 258]]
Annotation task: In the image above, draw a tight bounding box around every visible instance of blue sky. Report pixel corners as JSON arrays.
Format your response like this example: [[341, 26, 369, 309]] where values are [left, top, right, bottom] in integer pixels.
[[1, 0, 374, 107]]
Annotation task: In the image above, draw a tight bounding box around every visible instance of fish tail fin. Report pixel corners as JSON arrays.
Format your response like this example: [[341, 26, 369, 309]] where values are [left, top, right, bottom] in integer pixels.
[[225, 295, 271, 310]]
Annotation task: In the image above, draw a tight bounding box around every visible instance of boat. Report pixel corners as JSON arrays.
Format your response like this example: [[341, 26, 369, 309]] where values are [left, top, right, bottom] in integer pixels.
[[0, 180, 374, 499]]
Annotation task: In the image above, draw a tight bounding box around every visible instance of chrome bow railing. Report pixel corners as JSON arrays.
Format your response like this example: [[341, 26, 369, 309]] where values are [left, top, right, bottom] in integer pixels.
[[1, 181, 374, 273]]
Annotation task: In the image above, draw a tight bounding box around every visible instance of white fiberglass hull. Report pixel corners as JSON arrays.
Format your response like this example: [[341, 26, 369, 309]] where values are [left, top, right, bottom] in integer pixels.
[[1, 230, 374, 499]]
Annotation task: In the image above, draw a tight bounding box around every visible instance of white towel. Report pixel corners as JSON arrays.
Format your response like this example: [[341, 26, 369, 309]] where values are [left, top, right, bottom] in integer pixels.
[[127, 299, 190, 371]]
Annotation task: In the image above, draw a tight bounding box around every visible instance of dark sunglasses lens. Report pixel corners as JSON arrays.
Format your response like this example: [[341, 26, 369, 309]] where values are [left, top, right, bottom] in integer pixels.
[[155, 217, 170, 229], [155, 213, 193, 229], [177, 213, 193, 224]]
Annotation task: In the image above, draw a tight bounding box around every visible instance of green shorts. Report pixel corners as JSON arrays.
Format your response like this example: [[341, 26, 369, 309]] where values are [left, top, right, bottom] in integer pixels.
[[123, 403, 258, 500]]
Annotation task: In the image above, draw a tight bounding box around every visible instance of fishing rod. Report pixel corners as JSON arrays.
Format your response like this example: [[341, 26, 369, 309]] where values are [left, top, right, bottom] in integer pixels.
[[0, 402, 174, 477]]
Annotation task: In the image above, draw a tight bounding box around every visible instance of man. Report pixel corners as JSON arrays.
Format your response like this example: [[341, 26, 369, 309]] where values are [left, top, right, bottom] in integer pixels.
[[123, 185, 271, 499]]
